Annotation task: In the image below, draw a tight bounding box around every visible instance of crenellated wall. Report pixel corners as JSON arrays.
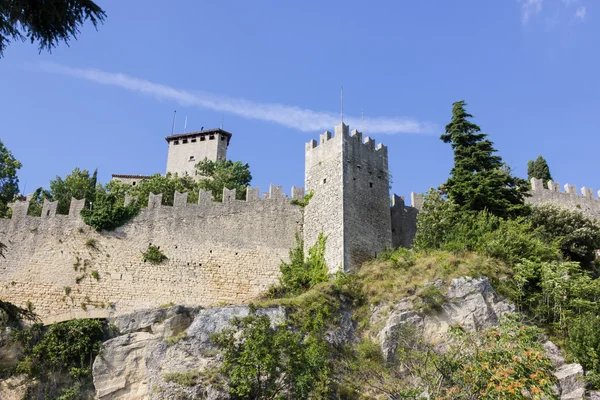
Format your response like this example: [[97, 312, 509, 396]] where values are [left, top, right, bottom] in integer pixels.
[[0, 185, 303, 323], [527, 178, 600, 219]]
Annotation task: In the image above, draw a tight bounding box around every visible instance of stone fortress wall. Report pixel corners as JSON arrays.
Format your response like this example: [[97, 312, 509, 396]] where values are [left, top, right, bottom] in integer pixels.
[[527, 178, 600, 219], [0, 186, 304, 323]]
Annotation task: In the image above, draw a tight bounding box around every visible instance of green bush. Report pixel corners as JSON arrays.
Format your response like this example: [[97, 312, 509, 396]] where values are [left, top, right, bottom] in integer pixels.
[[142, 245, 167, 265], [270, 232, 328, 297], [13, 319, 104, 381], [213, 307, 330, 399], [81, 191, 139, 231], [529, 204, 600, 265]]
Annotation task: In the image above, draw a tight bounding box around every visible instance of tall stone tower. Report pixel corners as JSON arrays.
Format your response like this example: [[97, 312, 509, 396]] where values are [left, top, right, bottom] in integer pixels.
[[304, 123, 392, 273], [165, 128, 232, 177]]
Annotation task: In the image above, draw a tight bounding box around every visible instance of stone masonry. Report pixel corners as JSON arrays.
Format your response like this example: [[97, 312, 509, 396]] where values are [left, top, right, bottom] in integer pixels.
[[0, 186, 303, 323], [0, 123, 423, 322]]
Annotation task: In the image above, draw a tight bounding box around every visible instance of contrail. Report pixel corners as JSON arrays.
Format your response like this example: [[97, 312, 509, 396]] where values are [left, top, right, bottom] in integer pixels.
[[42, 63, 437, 135]]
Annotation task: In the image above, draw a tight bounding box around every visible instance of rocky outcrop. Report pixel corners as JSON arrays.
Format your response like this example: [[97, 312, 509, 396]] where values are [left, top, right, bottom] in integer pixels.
[[373, 277, 514, 361], [93, 305, 284, 400]]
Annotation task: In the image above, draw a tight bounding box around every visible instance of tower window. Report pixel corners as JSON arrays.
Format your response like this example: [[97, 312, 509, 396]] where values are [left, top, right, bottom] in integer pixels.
[[369, 182, 373, 188], [200, 136, 206, 141], [191, 138, 197, 143], [174, 140, 179, 145], [189, 156, 195, 161], [209, 135, 215, 140], [183, 139, 188, 144], [221, 136, 225, 140], [323, 178, 327, 184]]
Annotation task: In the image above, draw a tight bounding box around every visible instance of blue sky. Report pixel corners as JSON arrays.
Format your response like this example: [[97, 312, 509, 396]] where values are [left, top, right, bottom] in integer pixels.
[[0, 0, 597, 203]]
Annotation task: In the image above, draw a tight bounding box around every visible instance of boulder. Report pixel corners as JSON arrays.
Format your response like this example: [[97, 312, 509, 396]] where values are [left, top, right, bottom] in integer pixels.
[[554, 363, 585, 400]]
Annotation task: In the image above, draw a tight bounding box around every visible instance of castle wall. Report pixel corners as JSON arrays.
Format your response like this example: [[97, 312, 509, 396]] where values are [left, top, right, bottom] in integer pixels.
[[390, 195, 418, 248], [527, 178, 600, 219], [0, 187, 303, 323], [166, 133, 228, 176]]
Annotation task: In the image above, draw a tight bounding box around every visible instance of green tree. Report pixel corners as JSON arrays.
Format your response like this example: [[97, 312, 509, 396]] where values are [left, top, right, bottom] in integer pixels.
[[128, 173, 199, 206], [195, 158, 252, 201], [27, 186, 53, 216], [440, 101, 529, 218], [0, 139, 22, 218], [0, 0, 106, 57], [527, 155, 553, 186], [50, 168, 97, 214], [213, 308, 329, 399]]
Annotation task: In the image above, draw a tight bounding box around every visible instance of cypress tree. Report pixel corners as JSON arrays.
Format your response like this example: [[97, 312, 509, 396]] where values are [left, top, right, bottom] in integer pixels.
[[527, 155, 553, 186], [441, 101, 529, 218]]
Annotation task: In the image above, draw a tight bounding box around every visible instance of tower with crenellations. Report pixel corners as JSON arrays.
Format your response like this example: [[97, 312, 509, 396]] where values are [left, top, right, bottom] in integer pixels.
[[304, 122, 393, 273]]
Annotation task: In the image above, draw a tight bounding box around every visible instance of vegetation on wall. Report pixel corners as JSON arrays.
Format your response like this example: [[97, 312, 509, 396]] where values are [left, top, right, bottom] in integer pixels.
[[142, 244, 167, 264], [268, 232, 328, 297]]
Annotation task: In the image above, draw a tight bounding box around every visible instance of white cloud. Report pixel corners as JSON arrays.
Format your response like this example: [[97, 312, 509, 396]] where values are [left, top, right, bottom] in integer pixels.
[[520, 0, 544, 23], [575, 6, 586, 20], [41, 63, 436, 135]]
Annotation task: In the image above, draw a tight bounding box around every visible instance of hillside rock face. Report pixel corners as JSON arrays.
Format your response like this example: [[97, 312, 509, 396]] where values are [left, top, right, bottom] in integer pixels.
[[372, 277, 515, 361], [86, 276, 586, 399], [93, 305, 284, 400], [372, 277, 588, 400]]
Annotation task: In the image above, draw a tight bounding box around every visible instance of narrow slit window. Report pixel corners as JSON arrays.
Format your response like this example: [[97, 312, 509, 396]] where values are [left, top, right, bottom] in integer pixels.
[[323, 178, 327, 184], [369, 182, 373, 188]]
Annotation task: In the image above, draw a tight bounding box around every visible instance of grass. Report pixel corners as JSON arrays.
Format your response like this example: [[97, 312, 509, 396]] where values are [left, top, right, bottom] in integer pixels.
[[257, 248, 512, 337], [160, 302, 176, 308], [91, 270, 99, 280], [85, 238, 97, 250], [163, 370, 201, 387], [166, 332, 186, 346]]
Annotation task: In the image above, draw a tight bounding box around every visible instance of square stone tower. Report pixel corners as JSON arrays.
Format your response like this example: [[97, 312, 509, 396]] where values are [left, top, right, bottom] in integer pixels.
[[165, 128, 232, 177], [304, 123, 392, 273]]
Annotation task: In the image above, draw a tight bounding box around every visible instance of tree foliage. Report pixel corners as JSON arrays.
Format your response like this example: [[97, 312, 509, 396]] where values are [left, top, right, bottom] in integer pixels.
[[213, 307, 331, 400], [80, 190, 139, 231], [128, 173, 199, 206], [527, 155, 553, 186], [196, 158, 252, 201], [50, 167, 97, 214], [0, 139, 22, 218], [529, 204, 600, 265], [269, 232, 329, 297], [27, 186, 53, 216], [440, 101, 529, 218], [0, 0, 106, 57]]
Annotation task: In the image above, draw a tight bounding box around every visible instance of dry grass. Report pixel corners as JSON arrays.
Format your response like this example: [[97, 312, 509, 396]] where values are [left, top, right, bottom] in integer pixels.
[[359, 249, 511, 307]]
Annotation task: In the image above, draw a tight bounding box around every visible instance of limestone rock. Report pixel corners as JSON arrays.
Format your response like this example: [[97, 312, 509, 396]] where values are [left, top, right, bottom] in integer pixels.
[[544, 340, 566, 368], [93, 305, 284, 400], [589, 391, 600, 400], [375, 277, 514, 361], [554, 363, 585, 400], [110, 305, 192, 335], [0, 375, 29, 400]]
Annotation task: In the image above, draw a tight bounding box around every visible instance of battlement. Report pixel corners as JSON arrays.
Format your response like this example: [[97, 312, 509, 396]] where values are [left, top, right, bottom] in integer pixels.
[[7, 185, 305, 222], [530, 178, 599, 199], [305, 123, 387, 155]]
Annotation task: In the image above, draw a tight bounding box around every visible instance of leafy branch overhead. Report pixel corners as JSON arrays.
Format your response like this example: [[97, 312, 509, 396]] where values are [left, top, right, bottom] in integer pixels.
[[0, 0, 106, 57]]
